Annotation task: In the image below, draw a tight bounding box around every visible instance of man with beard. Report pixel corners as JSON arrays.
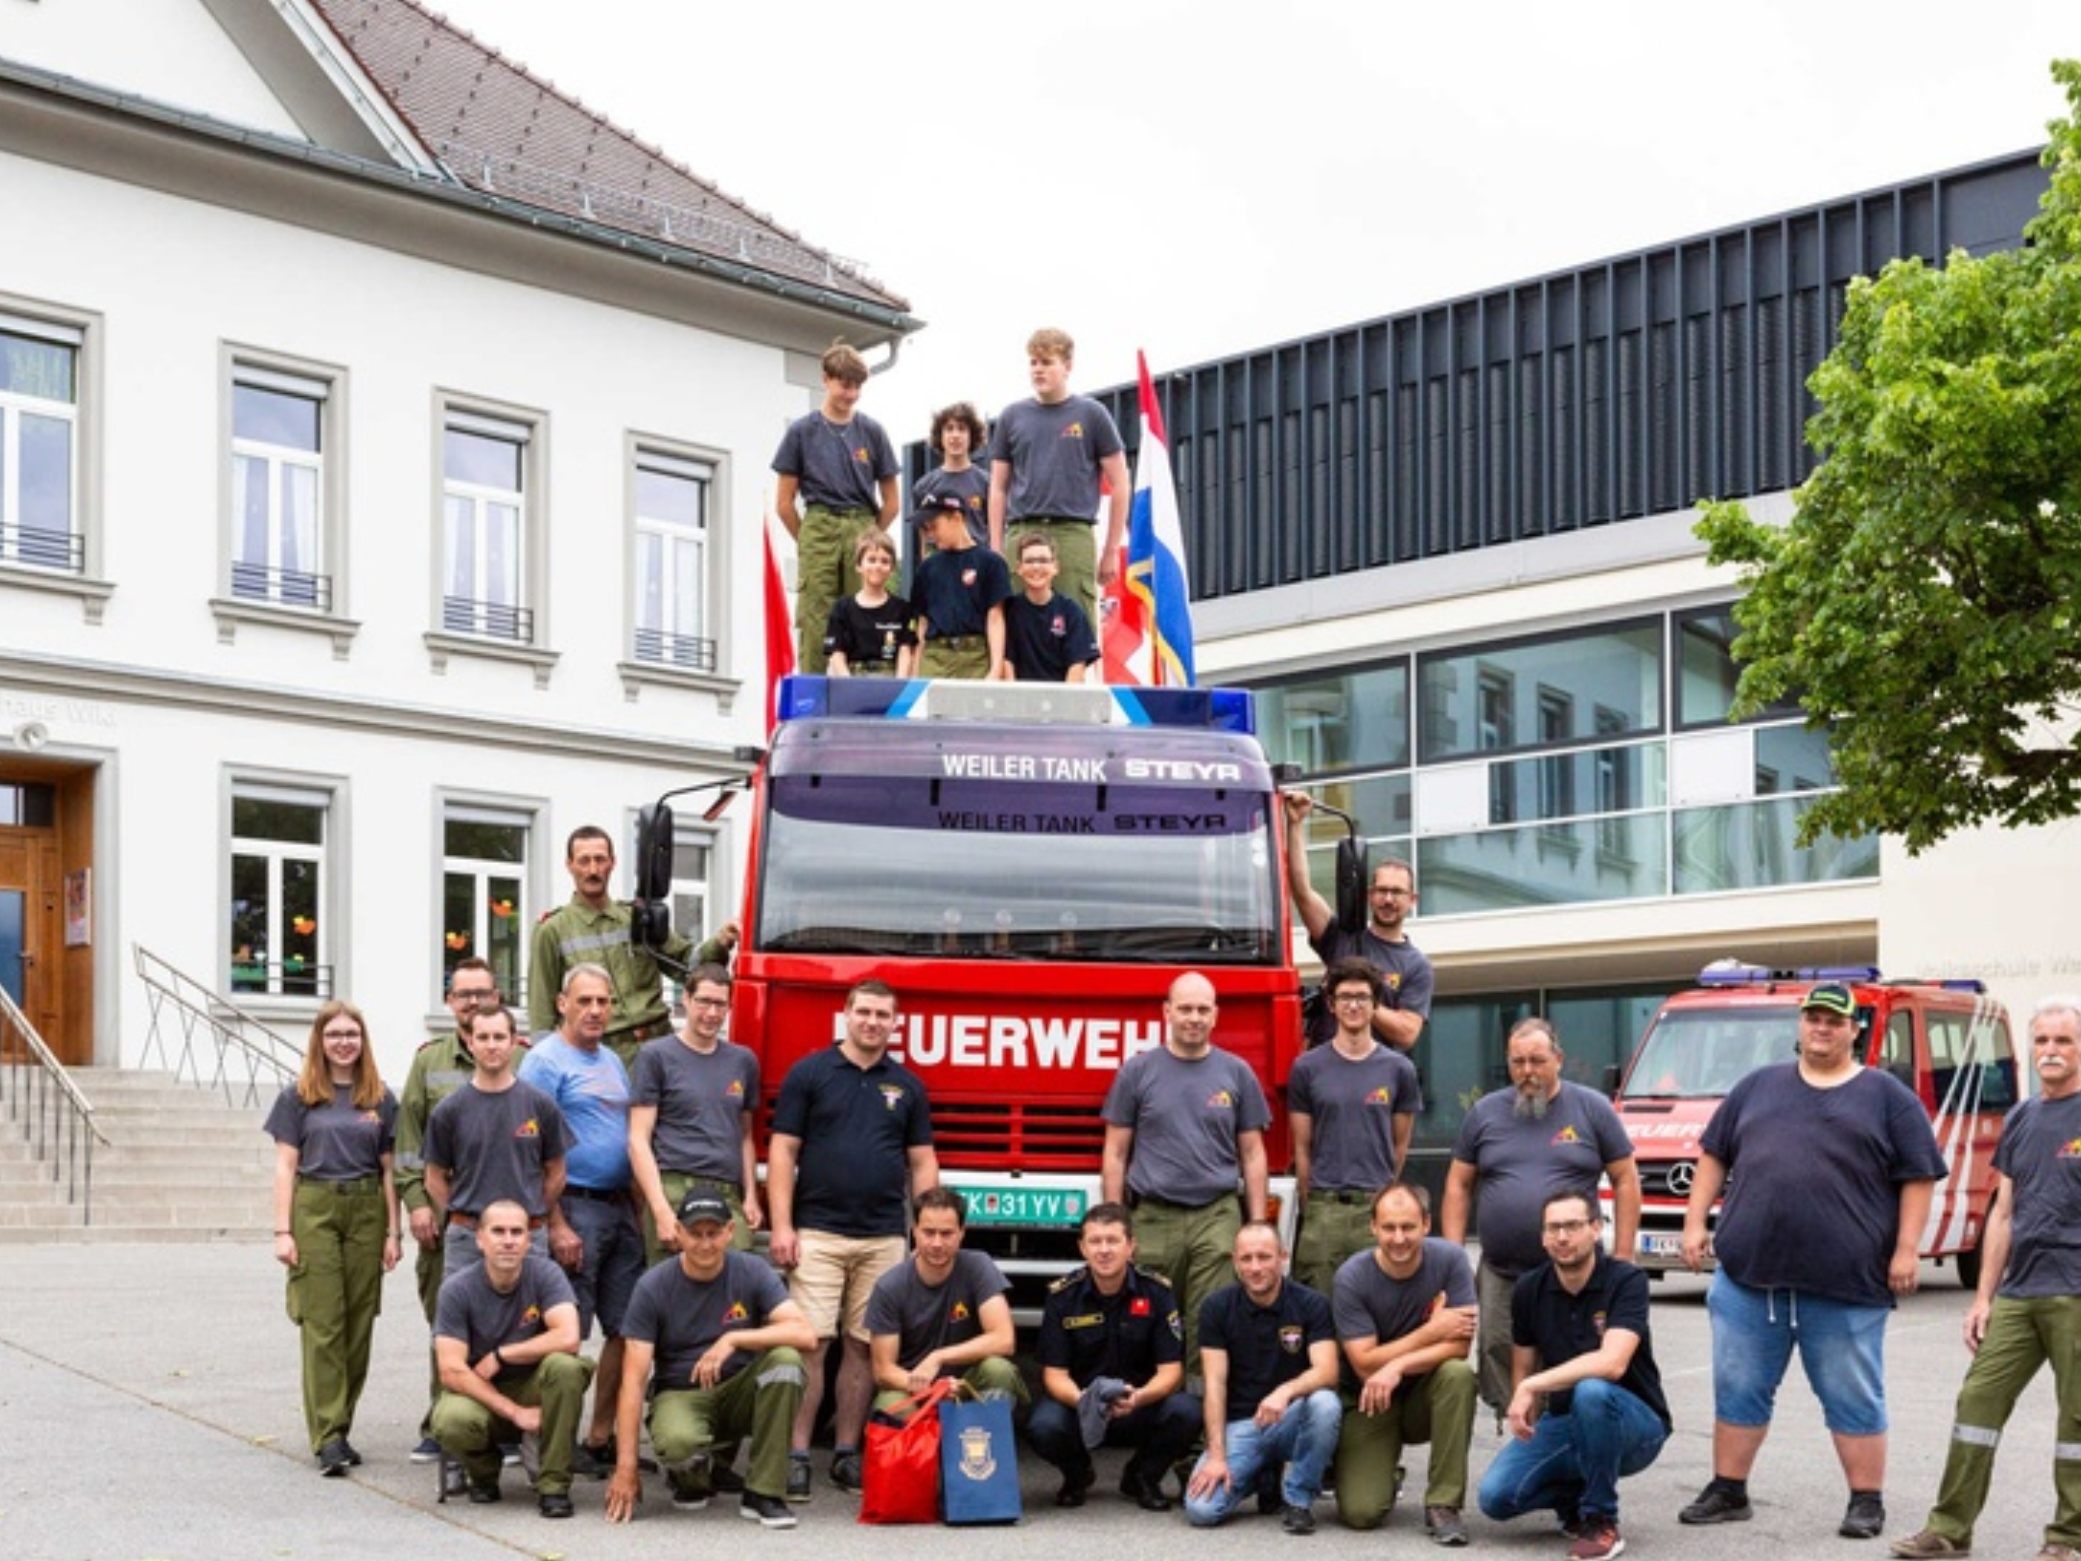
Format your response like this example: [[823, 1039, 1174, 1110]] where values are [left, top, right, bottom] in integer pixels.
[[1442, 1019, 1638, 1419]]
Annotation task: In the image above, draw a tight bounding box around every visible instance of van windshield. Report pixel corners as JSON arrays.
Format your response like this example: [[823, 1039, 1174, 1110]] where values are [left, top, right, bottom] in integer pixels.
[[756, 774, 1281, 964], [1621, 1006, 1807, 1099]]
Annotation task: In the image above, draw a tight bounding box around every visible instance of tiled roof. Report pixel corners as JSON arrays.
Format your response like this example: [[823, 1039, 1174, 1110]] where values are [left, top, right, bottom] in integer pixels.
[[305, 0, 909, 316]]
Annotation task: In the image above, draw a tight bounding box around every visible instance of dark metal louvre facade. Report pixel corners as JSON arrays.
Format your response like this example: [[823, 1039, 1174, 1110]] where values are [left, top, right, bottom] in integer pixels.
[[910, 149, 2046, 603]]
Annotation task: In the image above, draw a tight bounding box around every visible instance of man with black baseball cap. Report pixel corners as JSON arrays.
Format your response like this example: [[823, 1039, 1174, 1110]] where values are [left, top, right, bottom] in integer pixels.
[[1677, 980, 1947, 1542], [605, 1189, 816, 1528]]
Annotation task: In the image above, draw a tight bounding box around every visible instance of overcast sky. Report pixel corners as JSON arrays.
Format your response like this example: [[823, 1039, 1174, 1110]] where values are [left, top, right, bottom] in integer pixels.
[[433, 0, 2075, 440]]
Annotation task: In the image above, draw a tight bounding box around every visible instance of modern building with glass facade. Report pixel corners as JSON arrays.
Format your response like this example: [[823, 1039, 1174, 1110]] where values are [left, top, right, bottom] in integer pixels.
[[1071, 147, 2058, 1190]]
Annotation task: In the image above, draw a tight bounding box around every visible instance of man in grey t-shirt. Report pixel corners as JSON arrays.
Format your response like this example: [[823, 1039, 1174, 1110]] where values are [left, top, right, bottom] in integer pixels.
[[866, 1187, 1023, 1413], [1441, 1018, 1638, 1416], [431, 1200, 594, 1516], [629, 963, 761, 1264], [1102, 971, 1271, 1378], [986, 326, 1128, 630], [1331, 1184, 1478, 1537], [424, 1006, 569, 1277]]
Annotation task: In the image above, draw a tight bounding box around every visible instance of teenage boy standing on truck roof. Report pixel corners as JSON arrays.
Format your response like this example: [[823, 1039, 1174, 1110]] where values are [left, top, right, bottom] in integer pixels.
[[910, 402, 991, 585], [987, 326, 1128, 632], [772, 341, 900, 673]]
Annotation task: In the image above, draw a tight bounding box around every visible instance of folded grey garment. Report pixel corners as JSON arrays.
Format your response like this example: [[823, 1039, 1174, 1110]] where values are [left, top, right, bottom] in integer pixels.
[[1077, 1376, 1132, 1449]]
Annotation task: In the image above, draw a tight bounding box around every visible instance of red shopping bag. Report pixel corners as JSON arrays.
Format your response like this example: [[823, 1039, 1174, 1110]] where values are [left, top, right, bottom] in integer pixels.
[[859, 1378, 955, 1524]]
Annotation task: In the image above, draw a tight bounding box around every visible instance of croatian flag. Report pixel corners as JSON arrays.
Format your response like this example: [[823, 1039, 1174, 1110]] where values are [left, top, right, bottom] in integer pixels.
[[1123, 351, 1195, 686]]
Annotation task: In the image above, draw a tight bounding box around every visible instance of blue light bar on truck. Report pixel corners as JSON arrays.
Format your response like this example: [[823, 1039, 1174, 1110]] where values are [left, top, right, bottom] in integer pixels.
[[1697, 962, 1883, 986], [775, 675, 1256, 734]]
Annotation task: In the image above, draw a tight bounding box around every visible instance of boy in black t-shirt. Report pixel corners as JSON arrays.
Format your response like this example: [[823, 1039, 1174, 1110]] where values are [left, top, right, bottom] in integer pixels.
[[999, 531, 1100, 683], [822, 529, 915, 677], [909, 496, 1010, 680]]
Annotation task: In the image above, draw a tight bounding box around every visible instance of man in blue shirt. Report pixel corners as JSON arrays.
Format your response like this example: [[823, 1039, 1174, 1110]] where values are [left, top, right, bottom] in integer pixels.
[[518, 963, 645, 1482]]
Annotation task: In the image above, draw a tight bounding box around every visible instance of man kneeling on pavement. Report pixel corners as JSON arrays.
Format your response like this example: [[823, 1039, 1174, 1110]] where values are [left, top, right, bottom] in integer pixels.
[[431, 1199, 595, 1516], [604, 1190, 816, 1528]]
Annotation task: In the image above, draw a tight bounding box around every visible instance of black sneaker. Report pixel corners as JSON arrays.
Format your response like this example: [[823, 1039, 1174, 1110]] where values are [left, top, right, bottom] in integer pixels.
[[410, 1435, 442, 1464], [1283, 1504, 1318, 1536], [467, 1478, 501, 1504], [672, 1485, 712, 1511], [830, 1451, 863, 1493], [741, 1491, 799, 1529], [1122, 1464, 1173, 1512], [713, 1460, 746, 1494], [571, 1439, 616, 1480], [1842, 1494, 1886, 1540], [316, 1439, 352, 1477], [1681, 1483, 1754, 1525], [341, 1440, 363, 1467], [1055, 1463, 1097, 1508], [785, 1456, 812, 1504], [538, 1491, 574, 1519], [1427, 1506, 1471, 1546]]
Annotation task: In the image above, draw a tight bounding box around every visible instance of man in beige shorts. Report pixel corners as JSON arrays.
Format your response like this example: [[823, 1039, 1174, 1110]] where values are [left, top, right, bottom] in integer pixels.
[[764, 981, 939, 1501]]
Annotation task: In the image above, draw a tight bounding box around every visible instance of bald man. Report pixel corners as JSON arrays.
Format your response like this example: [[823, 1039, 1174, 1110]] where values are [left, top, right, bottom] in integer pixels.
[[1102, 972, 1271, 1380]]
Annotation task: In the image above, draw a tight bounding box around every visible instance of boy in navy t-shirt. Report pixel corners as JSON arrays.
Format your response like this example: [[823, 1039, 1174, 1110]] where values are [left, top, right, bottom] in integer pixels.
[[909, 496, 1010, 680], [999, 531, 1100, 684]]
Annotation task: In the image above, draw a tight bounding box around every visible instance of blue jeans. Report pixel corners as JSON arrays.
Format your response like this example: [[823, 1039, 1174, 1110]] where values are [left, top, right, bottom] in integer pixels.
[[1477, 1379, 1667, 1526], [1707, 1270, 1890, 1434], [1185, 1388, 1343, 1524]]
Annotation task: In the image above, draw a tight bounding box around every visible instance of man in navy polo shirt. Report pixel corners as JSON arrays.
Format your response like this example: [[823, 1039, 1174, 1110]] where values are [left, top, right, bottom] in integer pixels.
[[765, 980, 938, 1501]]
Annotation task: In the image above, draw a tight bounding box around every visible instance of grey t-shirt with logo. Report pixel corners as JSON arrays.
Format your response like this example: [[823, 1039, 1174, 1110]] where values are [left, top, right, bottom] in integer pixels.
[[990, 395, 1125, 521], [423, 1080, 570, 1219], [1332, 1238, 1477, 1367], [264, 1084, 398, 1181], [1102, 1046, 1272, 1206], [434, 1253, 577, 1365], [630, 1036, 760, 1185], [621, 1250, 792, 1390], [1450, 1082, 1632, 1278], [1996, 1090, 2081, 1298], [864, 1248, 1010, 1371], [1288, 1042, 1424, 1191], [772, 410, 898, 512]]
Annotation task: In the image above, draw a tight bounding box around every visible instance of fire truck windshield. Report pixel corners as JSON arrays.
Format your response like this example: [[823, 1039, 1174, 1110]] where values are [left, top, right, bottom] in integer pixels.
[[1621, 1006, 1809, 1098], [757, 774, 1280, 963]]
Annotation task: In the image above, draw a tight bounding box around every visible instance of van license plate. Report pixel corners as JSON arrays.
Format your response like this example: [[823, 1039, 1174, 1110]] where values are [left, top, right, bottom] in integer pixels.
[[1639, 1233, 1685, 1258]]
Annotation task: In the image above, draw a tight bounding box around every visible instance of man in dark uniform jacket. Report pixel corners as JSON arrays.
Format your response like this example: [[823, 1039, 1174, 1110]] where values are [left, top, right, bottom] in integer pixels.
[[1030, 1201, 1203, 1511]]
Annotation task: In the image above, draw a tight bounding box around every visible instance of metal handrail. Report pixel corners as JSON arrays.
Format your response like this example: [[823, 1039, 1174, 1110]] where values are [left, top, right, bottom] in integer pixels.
[[133, 944, 300, 1107], [0, 984, 108, 1224]]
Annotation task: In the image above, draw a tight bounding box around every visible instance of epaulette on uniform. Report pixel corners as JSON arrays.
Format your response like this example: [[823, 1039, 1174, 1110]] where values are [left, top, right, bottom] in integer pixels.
[[1048, 1265, 1090, 1294], [1132, 1264, 1173, 1288]]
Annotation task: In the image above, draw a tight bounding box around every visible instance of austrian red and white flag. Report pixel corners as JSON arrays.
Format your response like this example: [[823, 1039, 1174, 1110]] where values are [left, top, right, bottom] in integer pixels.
[[762, 510, 795, 734]]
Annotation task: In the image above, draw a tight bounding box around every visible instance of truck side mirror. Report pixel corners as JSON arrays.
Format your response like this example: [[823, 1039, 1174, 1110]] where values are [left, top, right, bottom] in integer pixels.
[[632, 803, 676, 954], [1602, 1063, 1622, 1098], [1335, 836, 1369, 937]]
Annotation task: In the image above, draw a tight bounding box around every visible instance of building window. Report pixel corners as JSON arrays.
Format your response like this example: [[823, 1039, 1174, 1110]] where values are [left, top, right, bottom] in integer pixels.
[[1254, 662, 1411, 776], [633, 449, 716, 671], [230, 365, 330, 609], [229, 785, 331, 999], [441, 410, 533, 643], [1419, 620, 1662, 763], [441, 805, 529, 1007], [0, 317, 80, 573]]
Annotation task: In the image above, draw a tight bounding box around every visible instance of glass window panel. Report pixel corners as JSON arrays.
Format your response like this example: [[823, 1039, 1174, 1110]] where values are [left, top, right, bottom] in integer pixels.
[[1676, 609, 1800, 727], [1486, 743, 1666, 825], [281, 858, 321, 995], [444, 495, 474, 599], [487, 502, 519, 605], [443, 819, 527, 862], [1545, 984, 1680, 1093], [1305, 837, 1412, 906], [444, 427, 522, 491], [233, 383, 320, 451], [636, 465, 703, 529], [1255, 664, 1410, 774], [672, 538, 702, 637], [1419, 623, 1662, 762], [1671, 796, 1878, 894], [234, 454, 267, 570], [232, 797, 324, 844], [19, 413, 72, 534], [486, 873, 522, 998], [1755, 724, 1835, 794], [442, 871, 476, 979], [1417, 813, 1668, 915], [0, 787, 15, 827], [230, 853, 270, 991], [0, 890, 21, 1008], [1878, 1012, 1918, 1090], [1301, 773, 1412, 844], [672, 839, 709, 880], [636, 531, 663, 632], [282, 463, 318, 576], [0, 332, 74, 402]]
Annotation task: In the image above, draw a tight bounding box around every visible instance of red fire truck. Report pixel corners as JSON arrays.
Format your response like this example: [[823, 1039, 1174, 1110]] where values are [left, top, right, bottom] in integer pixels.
[[637, 676, 1345, 1319]]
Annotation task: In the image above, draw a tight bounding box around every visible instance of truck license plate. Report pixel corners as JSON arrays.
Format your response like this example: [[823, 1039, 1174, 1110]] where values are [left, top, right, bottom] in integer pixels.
[[950, 1187, 1087, 1228]]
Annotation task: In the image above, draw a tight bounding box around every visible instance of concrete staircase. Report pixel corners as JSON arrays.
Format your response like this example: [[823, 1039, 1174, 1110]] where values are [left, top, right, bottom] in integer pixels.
[[0, 1068, 276, 1243]]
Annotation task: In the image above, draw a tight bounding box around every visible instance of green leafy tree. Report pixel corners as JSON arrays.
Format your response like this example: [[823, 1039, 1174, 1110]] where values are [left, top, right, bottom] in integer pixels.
[[1697, 60, 2081, 854]]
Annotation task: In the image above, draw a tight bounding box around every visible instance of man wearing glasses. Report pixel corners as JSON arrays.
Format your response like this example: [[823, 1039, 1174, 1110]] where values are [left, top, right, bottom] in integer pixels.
[[395, 957, 520, 1463], [1288, 958, 1424, 1294], [1281, 794, 1433, 1053], [629, 964, 762, 1265], [1476, 1190, 1670, 1561]]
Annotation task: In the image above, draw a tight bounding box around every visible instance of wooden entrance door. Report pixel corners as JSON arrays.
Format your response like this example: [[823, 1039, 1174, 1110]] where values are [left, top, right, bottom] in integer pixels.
[[0, 825, 63, 1055]]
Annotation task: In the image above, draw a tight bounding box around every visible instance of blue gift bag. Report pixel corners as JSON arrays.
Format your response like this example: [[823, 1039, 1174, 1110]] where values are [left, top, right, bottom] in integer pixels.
[[938, 1393, 1022, 1525]]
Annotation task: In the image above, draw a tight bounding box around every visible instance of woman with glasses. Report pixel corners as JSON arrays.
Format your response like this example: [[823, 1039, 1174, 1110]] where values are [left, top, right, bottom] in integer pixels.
[[266, 1000, 402, 1475]]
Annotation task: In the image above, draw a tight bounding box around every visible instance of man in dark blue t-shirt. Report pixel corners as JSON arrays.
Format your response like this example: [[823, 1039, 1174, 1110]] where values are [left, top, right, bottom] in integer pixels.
[[1892, 999, 2081, 1561], [765, 981, 937, 1501], [1183, 1222, 1342, 1533], [1478, 1190, 1670, 1561], [1677, 982, 1946, 1542], [999, 531, 1099, 683]]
